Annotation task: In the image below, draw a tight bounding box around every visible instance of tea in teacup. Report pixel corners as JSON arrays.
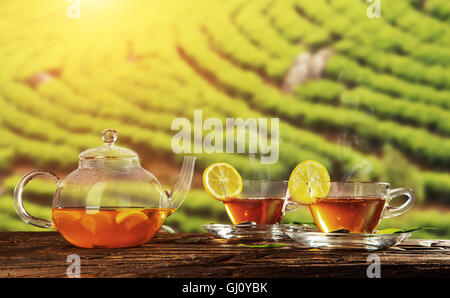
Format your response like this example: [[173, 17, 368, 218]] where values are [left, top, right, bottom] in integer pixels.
[[223, 197, 286, 225], [221, 180, 297, 225], [203, 163, 299, 225], [307, 182, 415, 234], [309, 198, 385, 233]]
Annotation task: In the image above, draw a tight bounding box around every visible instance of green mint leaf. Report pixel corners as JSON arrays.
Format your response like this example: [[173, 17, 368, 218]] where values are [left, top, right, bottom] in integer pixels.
[[161, 225, 175, 234], [376, 226, 436, 234], [393, 227, 436, 234], [330, 229, 350, 234], [173, 237, 208, 244], [238, 243, 288, 248], [288, 221, 316, 225]]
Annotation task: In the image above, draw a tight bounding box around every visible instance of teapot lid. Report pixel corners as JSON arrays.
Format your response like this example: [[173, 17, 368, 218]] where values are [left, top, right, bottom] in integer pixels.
[[79, 129, 139, 160]]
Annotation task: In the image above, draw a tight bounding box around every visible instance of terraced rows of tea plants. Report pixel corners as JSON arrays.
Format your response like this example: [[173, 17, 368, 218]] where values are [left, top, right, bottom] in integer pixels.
[[0, 0, 449, 236]]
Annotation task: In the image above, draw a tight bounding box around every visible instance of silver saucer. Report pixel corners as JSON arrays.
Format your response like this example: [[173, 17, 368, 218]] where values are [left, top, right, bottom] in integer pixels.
[[286, 228, 411, 251], [202, 223, 311, 241]]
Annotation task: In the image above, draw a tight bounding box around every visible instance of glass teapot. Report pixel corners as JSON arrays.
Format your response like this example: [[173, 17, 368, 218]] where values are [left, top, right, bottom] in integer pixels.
[[13, 129, 196, 248]]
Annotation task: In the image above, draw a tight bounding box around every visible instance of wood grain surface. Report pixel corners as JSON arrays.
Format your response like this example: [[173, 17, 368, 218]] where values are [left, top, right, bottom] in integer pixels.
[[0, 232, 449, 278]]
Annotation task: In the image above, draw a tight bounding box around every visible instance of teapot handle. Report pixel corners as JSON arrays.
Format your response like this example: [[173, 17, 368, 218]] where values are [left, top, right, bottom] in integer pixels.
[[13, 170, 60, 229]]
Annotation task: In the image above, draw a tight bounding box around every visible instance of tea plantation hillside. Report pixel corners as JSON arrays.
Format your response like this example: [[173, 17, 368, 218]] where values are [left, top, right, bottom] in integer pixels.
[[0, 0, 449, 237]]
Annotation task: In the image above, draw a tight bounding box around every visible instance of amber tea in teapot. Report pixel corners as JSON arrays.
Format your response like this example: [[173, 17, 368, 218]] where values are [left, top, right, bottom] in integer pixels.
[[52, 207, 175, 248], [14, 129, 196, 248]]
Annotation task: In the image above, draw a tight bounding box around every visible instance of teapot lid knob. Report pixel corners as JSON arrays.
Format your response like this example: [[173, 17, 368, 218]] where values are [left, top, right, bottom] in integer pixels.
[[102, 129, 118, 146], [79, 129, 139, 160]]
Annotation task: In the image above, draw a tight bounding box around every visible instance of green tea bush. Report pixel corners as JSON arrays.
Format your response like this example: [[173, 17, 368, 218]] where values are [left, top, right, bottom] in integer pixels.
[[0, 0, 448, 235]]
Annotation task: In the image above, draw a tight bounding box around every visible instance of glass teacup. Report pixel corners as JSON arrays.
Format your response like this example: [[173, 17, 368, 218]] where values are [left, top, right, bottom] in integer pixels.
[[308, 182, 415, 233], [222, 180, 297, 225]]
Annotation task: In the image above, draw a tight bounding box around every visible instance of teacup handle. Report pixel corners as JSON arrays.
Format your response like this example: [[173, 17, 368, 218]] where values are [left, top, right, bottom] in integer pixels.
[[382, 187, 416, 219], [13, 170, 60, 229], [284, 194, 300, 212]]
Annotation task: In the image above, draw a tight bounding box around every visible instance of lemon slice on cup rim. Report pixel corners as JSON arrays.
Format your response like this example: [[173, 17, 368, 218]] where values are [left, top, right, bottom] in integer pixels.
[[288, 160, 331, 204], [203, 162, 243, 201]]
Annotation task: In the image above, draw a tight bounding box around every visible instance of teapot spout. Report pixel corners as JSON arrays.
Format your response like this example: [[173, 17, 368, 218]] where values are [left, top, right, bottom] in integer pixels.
[[166, 156, 196, 209]]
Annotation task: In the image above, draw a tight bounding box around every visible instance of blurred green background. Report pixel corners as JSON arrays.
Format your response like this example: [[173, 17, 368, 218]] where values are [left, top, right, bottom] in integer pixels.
[[0, 0, 449, 239]]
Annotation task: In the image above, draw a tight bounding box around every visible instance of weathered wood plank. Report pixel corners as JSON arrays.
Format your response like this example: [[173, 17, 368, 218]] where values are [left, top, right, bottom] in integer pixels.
[[0, 232, 449, 278]]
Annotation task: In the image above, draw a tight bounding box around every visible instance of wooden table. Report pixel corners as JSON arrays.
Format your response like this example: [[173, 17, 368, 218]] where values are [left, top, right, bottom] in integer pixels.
[[0, 232, 449, 278]]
